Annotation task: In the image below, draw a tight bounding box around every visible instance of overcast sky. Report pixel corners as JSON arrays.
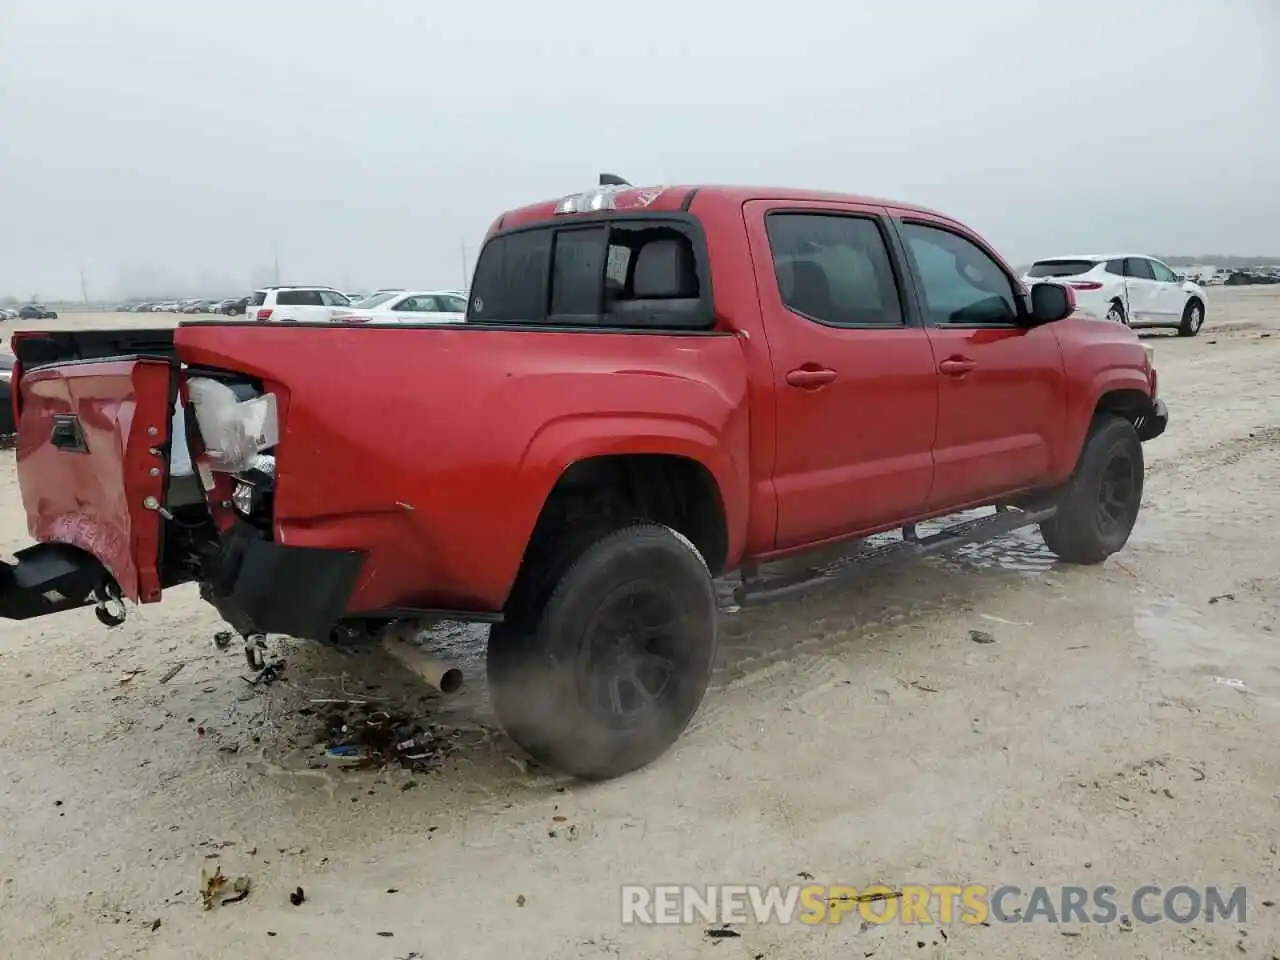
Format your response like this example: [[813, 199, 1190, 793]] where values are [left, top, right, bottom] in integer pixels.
[[1, 0, 1276, 300]]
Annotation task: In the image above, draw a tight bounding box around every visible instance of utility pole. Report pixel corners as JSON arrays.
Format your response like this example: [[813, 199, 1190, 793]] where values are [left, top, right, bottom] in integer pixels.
[[79, 265, 89, 304], [272, 240, 281, 285], [459, 241, 470, 289]]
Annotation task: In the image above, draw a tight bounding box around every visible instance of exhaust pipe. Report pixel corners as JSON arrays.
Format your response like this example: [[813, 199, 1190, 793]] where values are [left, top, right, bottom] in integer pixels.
[[380, 621, 463, 695]]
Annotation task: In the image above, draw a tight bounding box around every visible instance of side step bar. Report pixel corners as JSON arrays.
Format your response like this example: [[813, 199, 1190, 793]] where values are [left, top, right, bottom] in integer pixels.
[[734, 502, 1058, 606]]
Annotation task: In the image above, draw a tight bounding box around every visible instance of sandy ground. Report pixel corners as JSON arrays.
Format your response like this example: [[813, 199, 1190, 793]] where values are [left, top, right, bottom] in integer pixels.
[[2, 288, 1279, 960]]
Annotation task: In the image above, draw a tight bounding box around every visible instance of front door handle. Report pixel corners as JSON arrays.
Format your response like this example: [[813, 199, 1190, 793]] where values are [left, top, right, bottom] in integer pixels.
[[939, 357, 976, 376], [786, 367, 837, 388]]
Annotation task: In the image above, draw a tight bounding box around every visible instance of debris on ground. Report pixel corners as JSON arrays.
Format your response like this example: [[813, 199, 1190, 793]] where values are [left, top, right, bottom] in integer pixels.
[[199, 864, 252, 910], [969, 629, 996, 644], [213, 631, 234, 650], [705, 925, 741, 939], [516, 894, 526, 907], [1213, 676, 1247, 690], [119, 668, 145, 684], [289, 886, 306, 906], [313, 703, 457, 773], [1209, 593, 1236, 604], [159, 663, 186, 684]]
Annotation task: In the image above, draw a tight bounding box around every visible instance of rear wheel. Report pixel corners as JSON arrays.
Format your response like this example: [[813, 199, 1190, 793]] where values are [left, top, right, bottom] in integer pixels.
[[1040, 414, 1144, 564], [1106, 301, 1127, 325], [1178, 299, 1204, 337], [487, 523, 717, 780]]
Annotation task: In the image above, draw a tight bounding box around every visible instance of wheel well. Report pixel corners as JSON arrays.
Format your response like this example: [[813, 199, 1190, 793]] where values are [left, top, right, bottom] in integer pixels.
[[1094, 388, 1154, 431], [1185, 295, 1204, 312], [508, 454, 729, 612]]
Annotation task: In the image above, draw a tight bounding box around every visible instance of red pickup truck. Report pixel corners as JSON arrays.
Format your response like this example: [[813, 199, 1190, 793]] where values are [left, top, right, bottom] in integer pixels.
[[2, 181, 1166, 780]]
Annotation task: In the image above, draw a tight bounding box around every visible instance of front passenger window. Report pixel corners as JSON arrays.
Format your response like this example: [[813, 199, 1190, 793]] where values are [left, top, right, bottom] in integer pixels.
[[900, 222, 1018, 326]]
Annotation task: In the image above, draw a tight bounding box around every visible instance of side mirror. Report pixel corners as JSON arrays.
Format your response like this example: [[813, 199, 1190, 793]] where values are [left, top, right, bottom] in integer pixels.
[[1029, 281, 1074, 325]]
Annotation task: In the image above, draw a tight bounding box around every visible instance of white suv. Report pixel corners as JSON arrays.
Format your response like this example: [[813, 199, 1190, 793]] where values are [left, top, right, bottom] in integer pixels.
[[1022, 254, 1207, 336], [249, 286, 353, 323]]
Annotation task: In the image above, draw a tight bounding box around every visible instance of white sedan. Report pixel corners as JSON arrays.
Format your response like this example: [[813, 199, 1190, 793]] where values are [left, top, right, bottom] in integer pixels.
[[1022, 253, 1207, 336], [332, 289, 468, 324]]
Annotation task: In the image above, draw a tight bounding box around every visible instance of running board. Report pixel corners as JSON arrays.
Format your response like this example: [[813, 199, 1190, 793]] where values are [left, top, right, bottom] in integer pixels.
[[733, 503, 1058, 606]]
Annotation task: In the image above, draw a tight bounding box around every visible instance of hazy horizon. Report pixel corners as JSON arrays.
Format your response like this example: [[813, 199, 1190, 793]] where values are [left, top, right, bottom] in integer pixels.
[[2, 0, 1276, 300]]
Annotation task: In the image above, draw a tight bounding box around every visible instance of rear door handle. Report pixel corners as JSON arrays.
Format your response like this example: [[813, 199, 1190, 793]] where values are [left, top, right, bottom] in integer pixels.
[[785, 367, 837, 388], [939, 357, 976, 376]]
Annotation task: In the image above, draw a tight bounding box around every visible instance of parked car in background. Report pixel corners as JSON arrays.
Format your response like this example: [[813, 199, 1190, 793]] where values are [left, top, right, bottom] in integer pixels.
[[333, 289, 468, 323], [220, 297, 248, 316], [18, 304, 57, 320], [1022, 254, 1207, 336], [248, 286, 352, 322], [0, 308, 18, 321]]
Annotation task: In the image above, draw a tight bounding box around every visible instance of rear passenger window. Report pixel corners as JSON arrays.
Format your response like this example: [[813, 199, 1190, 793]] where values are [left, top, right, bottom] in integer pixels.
[[277, 290, 323, 306], [1105, 259, 1125, 276], [765, 213, 903, 327], [900, 222, 1018, 326]]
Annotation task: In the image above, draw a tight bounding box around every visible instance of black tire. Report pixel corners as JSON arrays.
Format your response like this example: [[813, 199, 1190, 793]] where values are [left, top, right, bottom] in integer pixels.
[[1040, 414, 1144, 564], [1105, 300, 1127, 326], [1178, 298, 1204, 337], [487, 523, 717, 780]]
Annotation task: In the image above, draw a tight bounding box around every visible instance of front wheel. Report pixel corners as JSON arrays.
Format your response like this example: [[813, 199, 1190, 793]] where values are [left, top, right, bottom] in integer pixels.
[[487, 523, 718, 780], [1040, 414, 1144, 564], [1178, 299, 1204, 337], [1105, 301, 1127, 326]]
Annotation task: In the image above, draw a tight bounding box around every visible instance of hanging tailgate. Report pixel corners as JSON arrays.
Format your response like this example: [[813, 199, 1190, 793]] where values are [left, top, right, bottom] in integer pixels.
[[12, 331, 178, 605]]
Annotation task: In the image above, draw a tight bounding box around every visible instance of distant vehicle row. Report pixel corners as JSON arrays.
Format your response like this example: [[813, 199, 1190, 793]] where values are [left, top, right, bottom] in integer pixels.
[[113, 287, 468, 324], [0, 304, 59, 321]]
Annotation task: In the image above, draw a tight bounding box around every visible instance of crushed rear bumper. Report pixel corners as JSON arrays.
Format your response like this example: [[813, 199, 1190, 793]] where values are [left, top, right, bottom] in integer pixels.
[[0, 543, 110, 621]]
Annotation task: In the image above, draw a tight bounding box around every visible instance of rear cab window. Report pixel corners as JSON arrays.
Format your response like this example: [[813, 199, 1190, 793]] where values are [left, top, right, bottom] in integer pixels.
[[1027, 260, 1097, 278], [467, 216, 713, 330]]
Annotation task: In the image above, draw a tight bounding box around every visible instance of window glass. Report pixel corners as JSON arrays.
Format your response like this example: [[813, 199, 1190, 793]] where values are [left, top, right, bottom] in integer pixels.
[[318, 290, 348, 306], [764, 213, 903, 327], [550, 227, 606, 317], [441, 295, 467, 312], [900, 222, 1018, 325], [1027, 260, 1096, 278], [1124, 258, 1156, 280], [250, 291, 267, 307], [1105, 259, 1125, 276], [468, 230, 552, 321], [353, 292, 397, 309], [1149, 260, 1178, 283]]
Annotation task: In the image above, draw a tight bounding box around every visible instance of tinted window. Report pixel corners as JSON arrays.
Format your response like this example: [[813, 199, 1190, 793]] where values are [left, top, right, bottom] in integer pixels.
[[1124, 258, 1156, 280], [550, 227, 606, 317], [901, 222, 1018, 326], [1027, 260, 1096, 278], [469, 230, 552, 322], [1105, 259, 1125, 276], [765, 213, 903, 327], [276, 289, 323, 306], [1149, 260, 1179, 283], [250, 291, 267, 307], [322, 290, 350, 306], [440, 294, 467, 312]]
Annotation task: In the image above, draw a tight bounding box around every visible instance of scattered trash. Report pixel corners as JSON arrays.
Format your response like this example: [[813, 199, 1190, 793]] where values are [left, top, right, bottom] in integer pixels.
[[200, 864, 252, 910], [705, 925, 741, 939], [1209, 593, 1236, 604], [516, 894, 526, 907], [150, 919, 162, 932], [1061, 930, 1081, 937], [797, 872, 814, 880], [1213, 677, 1247, 689], [552, 816, 567, 823], [907, 680, 939, 693], [289, 886, 306, 906], [159, 663, 186, 684], [244, 660, 286, 687], [213, 631, 234, 650], [979, 614, 1029, 626], [377, 931, 395, 938], [1163, 788, 1175, 799], [119, 668, 145, 684], [314, 703, 457, 773], [969, 629, 996, 644], [1191, 767, 1207, 782]]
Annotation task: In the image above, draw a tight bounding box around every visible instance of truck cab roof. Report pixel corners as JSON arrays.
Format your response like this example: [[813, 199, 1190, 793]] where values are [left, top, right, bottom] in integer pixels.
[[490, 184, 949, 235]]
